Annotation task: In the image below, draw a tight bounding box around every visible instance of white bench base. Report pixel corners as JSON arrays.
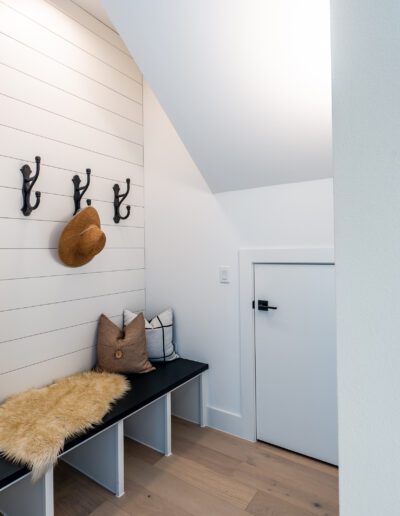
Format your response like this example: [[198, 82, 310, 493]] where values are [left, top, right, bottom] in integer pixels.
[[0, 369, 208, 516], [62, 419, 125, 498], [0, 468, 53, 516], [172, 372, 208, 427], [125, 392, 172, 456]]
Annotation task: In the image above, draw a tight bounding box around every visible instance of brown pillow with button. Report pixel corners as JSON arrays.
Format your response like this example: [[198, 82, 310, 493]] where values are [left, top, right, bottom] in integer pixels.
[[96, 313, 155, 374]]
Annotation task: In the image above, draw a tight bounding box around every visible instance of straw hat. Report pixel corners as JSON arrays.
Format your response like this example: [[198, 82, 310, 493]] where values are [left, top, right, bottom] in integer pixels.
[[58, 207, 106, 267]]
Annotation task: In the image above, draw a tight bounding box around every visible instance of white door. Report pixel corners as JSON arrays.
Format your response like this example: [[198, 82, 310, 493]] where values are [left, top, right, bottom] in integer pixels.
[[255, 263, 338, 465]]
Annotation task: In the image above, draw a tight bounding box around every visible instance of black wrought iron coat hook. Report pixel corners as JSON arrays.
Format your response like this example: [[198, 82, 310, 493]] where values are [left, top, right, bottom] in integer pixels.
[[113, 178, 131, 223], [72, 169, 92, 215], [21, 156, 41, 216]]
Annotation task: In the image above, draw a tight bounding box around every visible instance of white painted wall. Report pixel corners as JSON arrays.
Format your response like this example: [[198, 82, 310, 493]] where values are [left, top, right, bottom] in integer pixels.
[[144, 83, 334, 436], [104, 0, 332, 193], [0, 0, 144, 400], [332, 1, 400, 514]]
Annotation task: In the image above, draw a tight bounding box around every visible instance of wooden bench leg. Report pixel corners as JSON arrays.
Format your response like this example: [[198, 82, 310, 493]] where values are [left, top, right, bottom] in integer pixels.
[[124, 392, 172, 456], [171, 372, 209, 427], [61, 420, 125, 497], [0, 467, 54, 516]]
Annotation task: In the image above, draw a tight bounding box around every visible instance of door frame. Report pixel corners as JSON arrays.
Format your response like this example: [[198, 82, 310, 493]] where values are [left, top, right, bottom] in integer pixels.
[[238, 248, 334, 441]]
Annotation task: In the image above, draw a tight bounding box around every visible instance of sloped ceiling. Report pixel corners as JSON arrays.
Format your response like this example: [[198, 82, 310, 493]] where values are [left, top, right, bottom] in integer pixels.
[[103, 0, 332, 192]]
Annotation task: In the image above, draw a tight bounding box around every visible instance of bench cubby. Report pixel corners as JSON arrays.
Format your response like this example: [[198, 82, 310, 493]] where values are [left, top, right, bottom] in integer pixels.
[[0, 359, 208, 516]]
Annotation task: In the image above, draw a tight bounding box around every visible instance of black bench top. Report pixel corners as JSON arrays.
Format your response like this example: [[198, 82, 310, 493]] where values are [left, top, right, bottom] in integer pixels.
[[0, 358, 208, 490]]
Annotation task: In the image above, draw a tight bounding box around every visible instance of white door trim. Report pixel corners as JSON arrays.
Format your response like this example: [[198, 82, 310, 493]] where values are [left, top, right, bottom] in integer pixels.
[[238, 248, 335, 441]]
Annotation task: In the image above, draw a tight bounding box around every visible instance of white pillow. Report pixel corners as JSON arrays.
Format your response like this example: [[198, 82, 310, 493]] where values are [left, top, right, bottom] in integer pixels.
[[123, 308, 179, 362]]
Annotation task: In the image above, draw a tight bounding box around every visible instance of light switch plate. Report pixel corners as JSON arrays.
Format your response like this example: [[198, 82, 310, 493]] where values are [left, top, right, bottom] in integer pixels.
[[219, 266, 231, 284]]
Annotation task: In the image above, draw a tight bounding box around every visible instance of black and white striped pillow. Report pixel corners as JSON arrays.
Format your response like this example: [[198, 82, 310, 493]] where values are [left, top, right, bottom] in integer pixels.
[[123, 308, 179, 362]]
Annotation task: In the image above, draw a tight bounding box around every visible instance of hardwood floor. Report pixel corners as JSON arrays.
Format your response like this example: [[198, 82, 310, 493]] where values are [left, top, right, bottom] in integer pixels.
[[54, 417, 339, 516]]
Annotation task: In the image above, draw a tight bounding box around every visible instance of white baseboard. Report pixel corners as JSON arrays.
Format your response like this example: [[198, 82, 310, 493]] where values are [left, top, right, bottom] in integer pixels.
[[171, 412, 199, 425], [207, 406, 254, 441], [171, 376, 255, 442], [173, 405, 255, 442]]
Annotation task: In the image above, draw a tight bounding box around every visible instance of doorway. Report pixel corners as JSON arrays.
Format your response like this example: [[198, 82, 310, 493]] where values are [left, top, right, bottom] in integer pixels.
[[254, 263, 337, 465]]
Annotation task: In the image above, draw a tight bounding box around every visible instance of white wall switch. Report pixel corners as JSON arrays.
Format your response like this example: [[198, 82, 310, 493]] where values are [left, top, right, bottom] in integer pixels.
[[219, 266, 231, 284]]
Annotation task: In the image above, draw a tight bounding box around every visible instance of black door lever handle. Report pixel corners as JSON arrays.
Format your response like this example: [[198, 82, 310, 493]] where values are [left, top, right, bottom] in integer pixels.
[[258, 300, 277, 311]]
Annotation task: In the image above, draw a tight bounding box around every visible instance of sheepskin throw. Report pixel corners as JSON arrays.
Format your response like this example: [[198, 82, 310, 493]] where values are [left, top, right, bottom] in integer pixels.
[[0, 371, 129, 481]]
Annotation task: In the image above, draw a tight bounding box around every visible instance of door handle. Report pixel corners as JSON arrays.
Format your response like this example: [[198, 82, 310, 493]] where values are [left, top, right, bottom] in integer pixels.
[[258, 300, 277, 311]]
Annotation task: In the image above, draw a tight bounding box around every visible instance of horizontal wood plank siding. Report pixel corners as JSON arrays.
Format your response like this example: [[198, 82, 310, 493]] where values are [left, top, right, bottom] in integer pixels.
[[0, 188, 145, 227], [0, 64, 143, 143], [45, 0, 128, 53], [0, 0, 142, 82], [0, 95, 143, 165], [0, 125, 144, 185], [0, 2, 141, 100], [0, 219, 144, 248], [0, 269, 145, 311], [0, 33, 142, 122], [0, 317, 122, 375], [0, 0, 144, 400], [0, 248, 144, 281], [0, 155, 144, 207]]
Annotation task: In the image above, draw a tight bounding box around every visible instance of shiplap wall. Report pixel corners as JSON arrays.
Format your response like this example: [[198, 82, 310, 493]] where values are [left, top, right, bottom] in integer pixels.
[[0, 0, 144, 400]]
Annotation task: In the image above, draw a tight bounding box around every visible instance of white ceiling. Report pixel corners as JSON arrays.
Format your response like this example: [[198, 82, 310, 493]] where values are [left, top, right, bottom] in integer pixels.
[[104, 0, 333, 193]]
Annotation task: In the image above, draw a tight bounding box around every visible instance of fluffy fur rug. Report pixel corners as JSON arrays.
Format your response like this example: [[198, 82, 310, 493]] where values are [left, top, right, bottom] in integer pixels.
[[0, 371, 129, 481]]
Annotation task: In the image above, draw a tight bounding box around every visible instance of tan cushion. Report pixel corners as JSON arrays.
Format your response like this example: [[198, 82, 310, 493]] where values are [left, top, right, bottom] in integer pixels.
[[96, 313, 155, 374]]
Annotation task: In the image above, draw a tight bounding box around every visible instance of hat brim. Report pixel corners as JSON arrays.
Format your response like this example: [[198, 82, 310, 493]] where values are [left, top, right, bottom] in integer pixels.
[[58, 207, 106, 267]]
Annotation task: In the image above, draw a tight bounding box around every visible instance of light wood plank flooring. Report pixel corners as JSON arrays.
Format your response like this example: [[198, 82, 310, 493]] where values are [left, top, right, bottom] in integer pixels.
[[54, 417, 339, 516]]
